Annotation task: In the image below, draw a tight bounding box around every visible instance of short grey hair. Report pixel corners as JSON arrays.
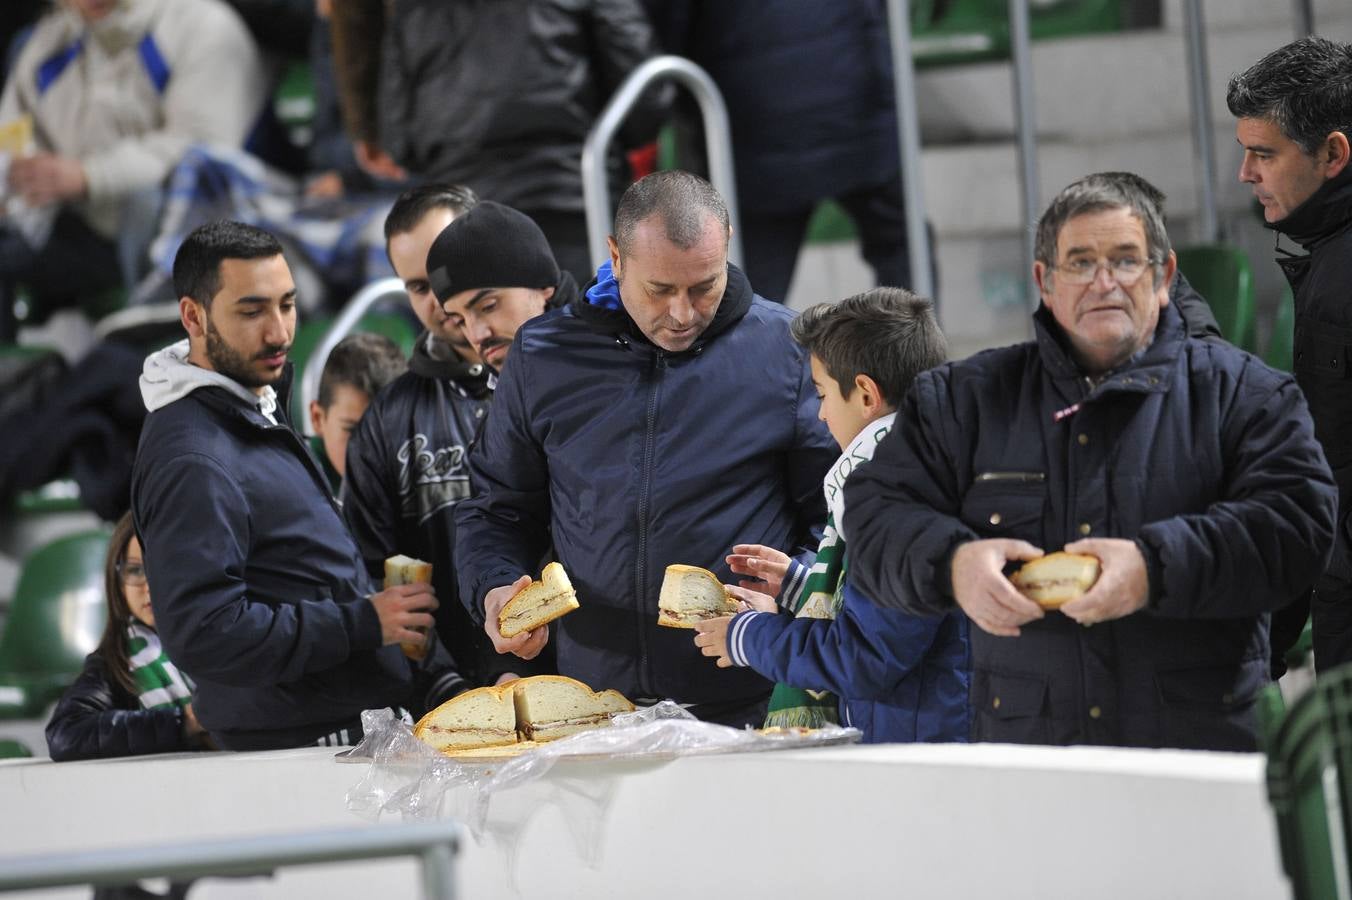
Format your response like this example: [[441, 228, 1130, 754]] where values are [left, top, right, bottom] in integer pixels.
[[613, 170, 730, 258], [1034, 173, 1172, 284]]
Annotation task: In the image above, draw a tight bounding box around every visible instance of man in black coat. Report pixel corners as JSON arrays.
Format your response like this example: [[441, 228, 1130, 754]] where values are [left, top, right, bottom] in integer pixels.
[[843, 173, 1336, 751], [1228, 37, 1352, 672]]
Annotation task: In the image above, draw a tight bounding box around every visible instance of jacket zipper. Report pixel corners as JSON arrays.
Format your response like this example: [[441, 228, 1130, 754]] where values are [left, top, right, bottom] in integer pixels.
[[974, 471, 1046, 483], [635, 350, 666, 697]]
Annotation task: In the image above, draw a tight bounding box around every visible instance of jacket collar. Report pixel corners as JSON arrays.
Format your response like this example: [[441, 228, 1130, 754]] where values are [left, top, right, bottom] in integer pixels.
[[571, 262, 755, 353], [1033, 300, 1186, 398], [407, 330, 493, 394], [139, 338, 282, 422], [1271, 164, 1352, 249]]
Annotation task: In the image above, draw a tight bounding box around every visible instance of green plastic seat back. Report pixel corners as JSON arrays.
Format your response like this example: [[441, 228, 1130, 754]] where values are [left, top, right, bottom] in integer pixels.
[[1263, 664, 1352, 899], [1266, 286, 1296, 372], [0, 738, 32, 759], [288, 309, 416, 426], [0, 530, 110, 716], [914, 0, 1122, 68], [1176, 244, 1258, 352]]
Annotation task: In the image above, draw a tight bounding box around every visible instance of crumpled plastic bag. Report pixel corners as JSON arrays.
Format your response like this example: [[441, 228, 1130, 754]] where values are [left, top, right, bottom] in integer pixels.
[[344, 701, 860, 840]]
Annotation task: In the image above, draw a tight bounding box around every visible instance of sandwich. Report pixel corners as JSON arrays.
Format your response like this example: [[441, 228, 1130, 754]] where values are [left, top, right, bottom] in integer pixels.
[[658, 564, 738, 628], [1009, 551, 1101, 609], [412, 675, 634, 755], [413, 683, 518, 752], [512, 675, 635, 742], [384, 554, 434, 660], [498, 562, 579, 638]]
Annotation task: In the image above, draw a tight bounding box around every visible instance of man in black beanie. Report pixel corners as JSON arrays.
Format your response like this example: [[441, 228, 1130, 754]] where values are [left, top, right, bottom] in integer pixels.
[[428, 201, 568, 371]]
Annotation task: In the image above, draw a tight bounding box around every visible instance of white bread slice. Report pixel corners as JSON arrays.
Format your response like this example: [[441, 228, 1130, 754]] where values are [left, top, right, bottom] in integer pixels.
[[1009, 552, 1101, 609], [384, 555, 434, 659], [498, 562, 580, 638], [413, 683, 517, 752], [658, 564, 737, 628], [511, 675, 635, 742]]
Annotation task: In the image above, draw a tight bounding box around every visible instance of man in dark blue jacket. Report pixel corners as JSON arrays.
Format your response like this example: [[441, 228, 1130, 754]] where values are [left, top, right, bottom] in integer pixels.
[[131, 221, 462, 751], [844, 173, 1338, 751], [455, 171, 838, 726]]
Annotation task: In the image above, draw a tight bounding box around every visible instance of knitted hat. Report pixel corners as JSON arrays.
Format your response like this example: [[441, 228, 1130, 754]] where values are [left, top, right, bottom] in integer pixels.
[[426, 201, 560, 302]]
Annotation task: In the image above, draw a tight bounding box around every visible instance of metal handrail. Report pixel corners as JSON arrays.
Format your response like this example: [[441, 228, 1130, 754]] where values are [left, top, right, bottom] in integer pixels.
[[581, 55, 743, 270], [885, 0, 935, 301], [1008, 0, 1040, 317], [1182, 0, 1219, 244], [299, 276, 407, 436], [0, 821, 463, 898]]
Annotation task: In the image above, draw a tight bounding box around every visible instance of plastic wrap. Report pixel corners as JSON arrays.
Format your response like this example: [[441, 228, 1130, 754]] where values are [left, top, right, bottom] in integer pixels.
[[344, 701, 860, 838]]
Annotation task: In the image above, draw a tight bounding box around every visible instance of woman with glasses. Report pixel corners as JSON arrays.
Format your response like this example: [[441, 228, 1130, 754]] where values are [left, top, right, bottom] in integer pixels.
[[45, 512, 212, 761]]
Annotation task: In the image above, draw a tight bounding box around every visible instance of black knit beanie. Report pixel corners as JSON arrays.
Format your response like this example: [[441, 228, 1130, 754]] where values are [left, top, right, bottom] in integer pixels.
[[426, 201, 560, 301]]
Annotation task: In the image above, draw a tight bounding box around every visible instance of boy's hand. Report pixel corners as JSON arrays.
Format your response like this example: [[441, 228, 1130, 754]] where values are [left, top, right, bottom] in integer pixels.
[[692, 616, 735, 667], [725, 584, 778, 613], [950, 539, 1045, 637], [727, 544, 790, 596], [482, 576, 550, 660]]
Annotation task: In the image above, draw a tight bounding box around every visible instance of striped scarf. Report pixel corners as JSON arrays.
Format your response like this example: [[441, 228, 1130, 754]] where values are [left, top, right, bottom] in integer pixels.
[[126, 622, 193, 710], [762, 413, 895, 730]]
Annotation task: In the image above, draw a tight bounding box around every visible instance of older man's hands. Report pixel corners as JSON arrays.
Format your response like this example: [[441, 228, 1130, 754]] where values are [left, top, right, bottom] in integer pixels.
[[1058, 538, 1149, 626], [950, 538, 1046, 637]]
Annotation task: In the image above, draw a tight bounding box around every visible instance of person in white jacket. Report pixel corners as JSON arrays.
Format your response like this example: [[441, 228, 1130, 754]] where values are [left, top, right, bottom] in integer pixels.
[[0, 0, 268, 324]]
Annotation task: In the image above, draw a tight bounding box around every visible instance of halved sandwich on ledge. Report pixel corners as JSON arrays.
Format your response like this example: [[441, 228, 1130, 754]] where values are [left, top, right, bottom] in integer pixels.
[[513, 675, 635, 742], [412, 676, 634, 756], [658, 564, 738, 628], [1009, 551, 1101, 609], [413, 683, 517, 753], [498, 562, 580, 638]]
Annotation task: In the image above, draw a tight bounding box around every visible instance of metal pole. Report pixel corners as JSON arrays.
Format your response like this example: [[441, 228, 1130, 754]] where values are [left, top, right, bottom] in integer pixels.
[[1009, 0, 1040, 313], [1182, 0, 1219, 244], [1293, 0, 1315, 37], [422, 843, 458, 900], [582, 55, 743, 271], [885, 0, 935, 301], [0, 822, 463, 894], [299, 275, 406, 435]]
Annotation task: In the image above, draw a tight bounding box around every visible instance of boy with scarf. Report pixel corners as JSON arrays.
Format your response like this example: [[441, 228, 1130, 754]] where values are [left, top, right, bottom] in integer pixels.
[[693, 288, 970, 743]]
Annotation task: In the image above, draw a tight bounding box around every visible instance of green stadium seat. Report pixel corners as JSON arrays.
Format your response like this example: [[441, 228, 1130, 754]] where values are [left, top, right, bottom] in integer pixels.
[[913, 0, 1123, 68], [1265, 285, 1295, 372], [0, 530, 110, 720], [1175, 244, 1258, 353], [0, 738, 32, 759], [1260, 665, 1352, 900], [288, 310, 416, 426]]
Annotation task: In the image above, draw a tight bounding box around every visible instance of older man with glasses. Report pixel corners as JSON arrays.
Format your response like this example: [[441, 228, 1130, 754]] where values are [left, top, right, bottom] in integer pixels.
[[842, 172, 1337, 752]]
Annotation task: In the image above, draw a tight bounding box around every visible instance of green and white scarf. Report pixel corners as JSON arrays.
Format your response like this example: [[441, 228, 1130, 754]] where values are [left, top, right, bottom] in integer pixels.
[[763, 413, 895, 730], [127, 622, 193, 710]]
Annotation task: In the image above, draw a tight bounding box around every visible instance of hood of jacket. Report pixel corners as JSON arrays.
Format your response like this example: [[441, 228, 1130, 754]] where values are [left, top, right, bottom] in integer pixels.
[[139, 339, 280, 420], [1272, 164, 1352, 250], [571, 262, 755, 351]]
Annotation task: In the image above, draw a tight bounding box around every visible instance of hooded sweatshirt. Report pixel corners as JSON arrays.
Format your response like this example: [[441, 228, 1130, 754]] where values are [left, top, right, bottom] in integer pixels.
[[130, 340, 431, 750]]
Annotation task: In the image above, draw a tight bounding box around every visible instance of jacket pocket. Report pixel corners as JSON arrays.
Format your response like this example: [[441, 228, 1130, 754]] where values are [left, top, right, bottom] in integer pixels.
[[1295, 328, 1352, 379], [960, 473, 1046, 538], [1154, 658, 1265, 751], [972, 668, 1050, 744]]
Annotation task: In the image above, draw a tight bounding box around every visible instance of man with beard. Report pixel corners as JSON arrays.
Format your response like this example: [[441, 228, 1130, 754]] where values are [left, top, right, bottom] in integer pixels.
[[131, 221, 464, 751], [343, 190, 569, 687]]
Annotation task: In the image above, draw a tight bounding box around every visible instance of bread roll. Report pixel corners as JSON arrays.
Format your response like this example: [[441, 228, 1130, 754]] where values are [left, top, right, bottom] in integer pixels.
[[1009, 552, 1101, 609], [384, 554, 433, 660]]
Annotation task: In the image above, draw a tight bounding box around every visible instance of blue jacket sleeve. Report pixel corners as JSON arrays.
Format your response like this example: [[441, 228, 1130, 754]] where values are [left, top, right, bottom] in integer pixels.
[[726, 581, 944, 701], [45, 654, 187, 761], [1141, 366, 1337, 618], [135, 452, 382, 687], [454, 331, 554, 625]]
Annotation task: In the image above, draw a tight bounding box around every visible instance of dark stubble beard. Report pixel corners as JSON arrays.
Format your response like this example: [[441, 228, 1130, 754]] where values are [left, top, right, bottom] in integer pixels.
[[204, 313, 288, 390]]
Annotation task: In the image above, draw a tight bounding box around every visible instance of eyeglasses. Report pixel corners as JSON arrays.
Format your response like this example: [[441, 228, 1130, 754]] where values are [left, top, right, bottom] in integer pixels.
[[1049, 256, 1157, 286], [117, 561, 147, 587]]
